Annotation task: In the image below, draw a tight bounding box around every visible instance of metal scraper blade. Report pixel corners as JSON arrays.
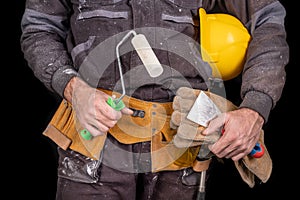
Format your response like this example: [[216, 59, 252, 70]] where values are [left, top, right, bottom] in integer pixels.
[[187, 91, 221, 127]]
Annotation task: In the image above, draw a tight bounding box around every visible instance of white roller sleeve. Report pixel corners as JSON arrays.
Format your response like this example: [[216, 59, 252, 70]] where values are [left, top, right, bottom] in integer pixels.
[[131, 34, 163, 77]]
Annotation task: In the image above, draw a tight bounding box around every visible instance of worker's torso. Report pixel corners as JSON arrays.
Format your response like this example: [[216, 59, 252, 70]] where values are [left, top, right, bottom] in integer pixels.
[[67, 0, 210, 101]]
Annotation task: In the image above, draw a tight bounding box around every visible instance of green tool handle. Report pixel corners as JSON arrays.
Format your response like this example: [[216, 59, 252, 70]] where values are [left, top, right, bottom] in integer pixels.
[[80, 129, 93, 140], [106, 96, 125, 111], [80, 97, 125, 140]]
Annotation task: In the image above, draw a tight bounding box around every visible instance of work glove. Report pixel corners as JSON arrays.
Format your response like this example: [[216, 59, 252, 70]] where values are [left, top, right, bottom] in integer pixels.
[[234, 130, 272, 188], [171, 87, 272, 187], [171, 87, 236, 148]]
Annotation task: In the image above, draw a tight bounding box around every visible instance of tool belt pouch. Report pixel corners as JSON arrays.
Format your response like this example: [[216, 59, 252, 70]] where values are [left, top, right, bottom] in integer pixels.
[[151, 120, 201, 172], [99, 90, 200, 172], [106, 93, 201, 172], [114, 111, 206, 172], [234, 130, 272, 188], [42, 100, 106, 160]]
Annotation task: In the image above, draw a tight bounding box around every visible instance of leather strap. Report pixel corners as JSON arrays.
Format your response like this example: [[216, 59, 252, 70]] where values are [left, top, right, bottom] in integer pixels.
[[192, 158, 212, 172]]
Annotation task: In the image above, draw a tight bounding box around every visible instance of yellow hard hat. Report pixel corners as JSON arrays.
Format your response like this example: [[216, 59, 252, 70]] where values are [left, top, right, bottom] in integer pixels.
[[199, 8, 251, 80]]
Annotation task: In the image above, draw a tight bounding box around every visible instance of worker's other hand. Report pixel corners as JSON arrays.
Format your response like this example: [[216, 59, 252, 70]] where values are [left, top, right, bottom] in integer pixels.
[[203, 108, 264, 161], [64, 77, 133, 137]]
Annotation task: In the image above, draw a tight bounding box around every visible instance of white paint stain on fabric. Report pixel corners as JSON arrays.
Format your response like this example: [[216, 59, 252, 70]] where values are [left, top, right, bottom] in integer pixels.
[[63, 69, 78, 76]]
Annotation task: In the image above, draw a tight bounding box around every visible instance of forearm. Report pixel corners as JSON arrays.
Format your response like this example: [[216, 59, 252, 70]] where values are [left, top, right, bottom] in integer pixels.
[[239, 91, 271, 123], [240, 2, 289, 122], [205, 1, 289, 122], [20, 0, 75, 97], [63, 76, 90, 103]]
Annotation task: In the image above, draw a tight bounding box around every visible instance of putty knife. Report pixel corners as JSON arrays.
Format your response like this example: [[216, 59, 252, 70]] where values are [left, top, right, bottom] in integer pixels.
[[187, 91, 221, 127], [186, 91, 220, 200]]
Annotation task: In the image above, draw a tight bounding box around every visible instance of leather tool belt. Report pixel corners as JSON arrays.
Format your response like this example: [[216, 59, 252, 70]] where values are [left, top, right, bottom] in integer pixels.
[[43, 89, 210, 172]]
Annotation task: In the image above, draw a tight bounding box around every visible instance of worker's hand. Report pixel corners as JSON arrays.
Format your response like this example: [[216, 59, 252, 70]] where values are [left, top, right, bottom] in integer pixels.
[[203, 108, 264, 161], [172, 87, 271, 187], [64, 77, 133, 137]]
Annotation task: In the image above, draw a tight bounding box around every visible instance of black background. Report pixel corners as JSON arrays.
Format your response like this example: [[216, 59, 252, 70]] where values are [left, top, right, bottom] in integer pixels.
[[12, 1, 298, 199]]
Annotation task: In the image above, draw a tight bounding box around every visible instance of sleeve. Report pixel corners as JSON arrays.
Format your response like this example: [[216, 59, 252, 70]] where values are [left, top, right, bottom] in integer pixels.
[[217, 0, 290, 122], [20, 0, 78, 98]]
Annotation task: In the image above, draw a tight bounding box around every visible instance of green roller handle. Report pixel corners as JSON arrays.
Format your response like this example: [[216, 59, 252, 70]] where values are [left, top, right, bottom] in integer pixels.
[[106, 96, 125, 111], [80, 129, 93, 140], [79, 97, 125, 140]]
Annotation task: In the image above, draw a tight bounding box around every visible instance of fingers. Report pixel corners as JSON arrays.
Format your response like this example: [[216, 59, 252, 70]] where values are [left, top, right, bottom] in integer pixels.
[[79, 112, 118, 137], [79, 97, 126, 136], [206, 109, 263, 161], [121, 107, 134, 115], [205, 113, 237, 158], [81, 105, 132, 138], [171, 110, 186, 126], [202, 113, 225, 136], [177, 123, 203, 140], [173, 96, 195, 112], [172, 87, 265, 162], [176, 87, 200, 99], [96, 102, 121, 124], [206, 113, 240, 159], [84, 122, 106, 137], [173, 134, 203, 148], [209, 138, 254, 161]]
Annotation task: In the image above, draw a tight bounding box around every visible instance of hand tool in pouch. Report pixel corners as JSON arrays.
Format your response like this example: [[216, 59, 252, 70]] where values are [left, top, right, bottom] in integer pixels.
[[187, 91, 264, 199], [186, 91, 221, 200]]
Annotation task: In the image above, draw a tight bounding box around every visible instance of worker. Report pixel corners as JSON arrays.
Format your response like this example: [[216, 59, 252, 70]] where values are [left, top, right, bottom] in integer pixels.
[[20, 0, 289, 199]]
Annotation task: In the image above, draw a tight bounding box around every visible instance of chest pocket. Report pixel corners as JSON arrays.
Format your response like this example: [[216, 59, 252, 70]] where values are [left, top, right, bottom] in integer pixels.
[[69, 0, 133, 78], [70, 0, 132, 43], [161, 0, 200, 33], [71, 0, 125, 6]]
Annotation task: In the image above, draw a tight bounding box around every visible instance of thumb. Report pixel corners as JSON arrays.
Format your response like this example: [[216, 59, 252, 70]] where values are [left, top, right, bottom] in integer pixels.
[[202, 113, 225, 135], [121, 107, 134, 115]]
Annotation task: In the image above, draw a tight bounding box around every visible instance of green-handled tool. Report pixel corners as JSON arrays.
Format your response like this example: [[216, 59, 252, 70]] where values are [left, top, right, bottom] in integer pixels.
[[195, 144, 213, 200], [187, 91, 265, 199], [80, 30, 163, 140], [80, 95, 125, 140], [106, 96, 125, 111]]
